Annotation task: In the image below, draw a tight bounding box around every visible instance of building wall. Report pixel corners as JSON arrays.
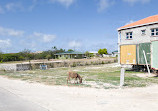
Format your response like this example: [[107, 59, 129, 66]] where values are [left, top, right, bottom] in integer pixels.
[[119, 23, 158, 45], [151, 41, 158, 70], [57, 54, 84, 59], [112, 52, 118, 57], [103, 54, 112, 57]]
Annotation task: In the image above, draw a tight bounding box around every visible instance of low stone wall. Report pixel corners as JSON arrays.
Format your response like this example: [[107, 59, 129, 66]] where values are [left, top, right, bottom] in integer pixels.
[[16, 64, 31, 71], [31, 58, 117, 69], [0, 58, 117, 71], [0, 64, 31, 71], [0, 64, 17, 71]]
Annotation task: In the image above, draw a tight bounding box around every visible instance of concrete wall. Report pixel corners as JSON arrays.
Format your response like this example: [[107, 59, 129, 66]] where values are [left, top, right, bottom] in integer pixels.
[[16, 64, 31, 71], [0, 64, 17, 71], [103, 54, 112, 57], [119, 23, 158, 45], [0, 64, 31, 71], [111, 53, 118, 57]]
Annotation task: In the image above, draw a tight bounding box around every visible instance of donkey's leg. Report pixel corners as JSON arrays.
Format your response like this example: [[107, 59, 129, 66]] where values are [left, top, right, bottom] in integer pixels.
[[77, 78, 79, 84], [67, 76, 70, 84], [74, 78, 77, 84], [67, 78, 68, 84]]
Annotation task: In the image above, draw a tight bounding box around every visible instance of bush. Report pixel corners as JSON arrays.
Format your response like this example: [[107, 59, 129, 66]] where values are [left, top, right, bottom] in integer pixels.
[[71, 62, 77, 67], [0, 47, 65, 62], [46, 54, 51, 60]]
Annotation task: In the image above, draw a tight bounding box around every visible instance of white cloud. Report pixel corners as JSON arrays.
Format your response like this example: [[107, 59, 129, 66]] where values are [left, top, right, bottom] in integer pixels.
[[20, 39, 37, 51], [125, 20, 135, 25], [0, 6, 4, 14], [43, 34, 56, 42], [5, 3, 23, 11], [0, 2, 33, 14], [0, 39, 11, 48], [49, 0, 75, 7], [33, 32, 56, 43], [28, 0, 38, 11], [97, 0, 114, 12], [68, 40, 81, 48], [0, 0, 75, 14], [29, 41, 36, 48], [123, 0, 151, 5], [0, 26, 24, 37]]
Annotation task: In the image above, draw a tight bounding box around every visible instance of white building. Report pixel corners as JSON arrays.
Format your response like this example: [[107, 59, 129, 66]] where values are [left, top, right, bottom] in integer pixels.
[[89, 51, 98, 56], [112, 50, 118, 57], [117, 15, 158, 63]]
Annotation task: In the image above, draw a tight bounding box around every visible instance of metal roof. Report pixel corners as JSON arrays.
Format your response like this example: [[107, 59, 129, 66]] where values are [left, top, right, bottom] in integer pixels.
[[112, 50, 118, 53], [54, 51, 85, 55]]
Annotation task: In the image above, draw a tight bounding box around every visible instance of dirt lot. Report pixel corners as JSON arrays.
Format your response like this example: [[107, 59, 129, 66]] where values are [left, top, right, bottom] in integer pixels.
[[1, 63, 158, 111], [0, 76, 158, 111], [1, 63, 158, 88]]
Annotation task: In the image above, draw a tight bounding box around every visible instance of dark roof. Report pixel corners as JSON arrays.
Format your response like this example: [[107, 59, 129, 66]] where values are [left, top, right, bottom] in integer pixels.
[[54, 51, 85, 55], [112, 50, 118, 53]]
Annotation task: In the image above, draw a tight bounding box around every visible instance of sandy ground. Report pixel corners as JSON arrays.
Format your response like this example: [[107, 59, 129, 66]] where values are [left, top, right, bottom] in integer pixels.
[[0, 76, 158, 111]]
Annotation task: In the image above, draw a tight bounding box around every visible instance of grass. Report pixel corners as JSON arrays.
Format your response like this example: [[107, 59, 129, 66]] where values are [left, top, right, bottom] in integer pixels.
[[0, 60, 30, 64], [0, 63, 158, 89]]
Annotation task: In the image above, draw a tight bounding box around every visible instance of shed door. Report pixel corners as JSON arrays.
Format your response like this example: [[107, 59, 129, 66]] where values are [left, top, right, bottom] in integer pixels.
[[138, 43, 151, 65], [151, 41, 158, 70], [120, 45, 137, 65]]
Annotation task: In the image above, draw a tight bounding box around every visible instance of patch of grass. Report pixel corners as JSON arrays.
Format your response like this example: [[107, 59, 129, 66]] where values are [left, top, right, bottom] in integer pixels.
[[86, 78, 96, 81], [1, 63, 158, 89], [22, 78, 29, 81], [41, 77, 48, 79]]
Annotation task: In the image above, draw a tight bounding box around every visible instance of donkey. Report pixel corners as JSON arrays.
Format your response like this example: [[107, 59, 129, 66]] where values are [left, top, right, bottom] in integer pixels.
[[67, 71, 82, 84]]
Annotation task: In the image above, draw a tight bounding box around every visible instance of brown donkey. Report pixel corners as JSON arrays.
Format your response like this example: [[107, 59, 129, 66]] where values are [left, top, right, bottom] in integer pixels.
[[67, 71, 82, 84]]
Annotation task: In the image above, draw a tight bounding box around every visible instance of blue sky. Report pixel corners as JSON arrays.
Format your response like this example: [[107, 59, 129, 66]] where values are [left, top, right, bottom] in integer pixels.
[[0, 0, 158, 53]]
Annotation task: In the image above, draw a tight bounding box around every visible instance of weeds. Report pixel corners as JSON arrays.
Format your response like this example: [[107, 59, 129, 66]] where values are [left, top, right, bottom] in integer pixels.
[[1, 63, 158, 89]]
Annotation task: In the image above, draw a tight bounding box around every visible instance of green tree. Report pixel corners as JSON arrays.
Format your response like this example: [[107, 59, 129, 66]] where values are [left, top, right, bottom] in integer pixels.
[[85, 51, 90, 57], [85, 51, 94, 58], [102, 48, 108, 54], [19, 49, 32, 60], [0, 47, 67, 62], [98, 49, 102, 55], [98, 48, 108, 56], [0, 51, 2, 62], [19, 56, 25, 60], [20, 49, 31, 54], [52, 46, 57, 51], [46, 54, 51, 61], [68, 49, 74, 52]]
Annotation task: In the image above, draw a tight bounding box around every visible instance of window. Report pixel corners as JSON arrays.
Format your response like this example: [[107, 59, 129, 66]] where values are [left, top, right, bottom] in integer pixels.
[[151, 28, 158, 36], [126, 32, 132, 39], [141, 30, 146, 35]]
